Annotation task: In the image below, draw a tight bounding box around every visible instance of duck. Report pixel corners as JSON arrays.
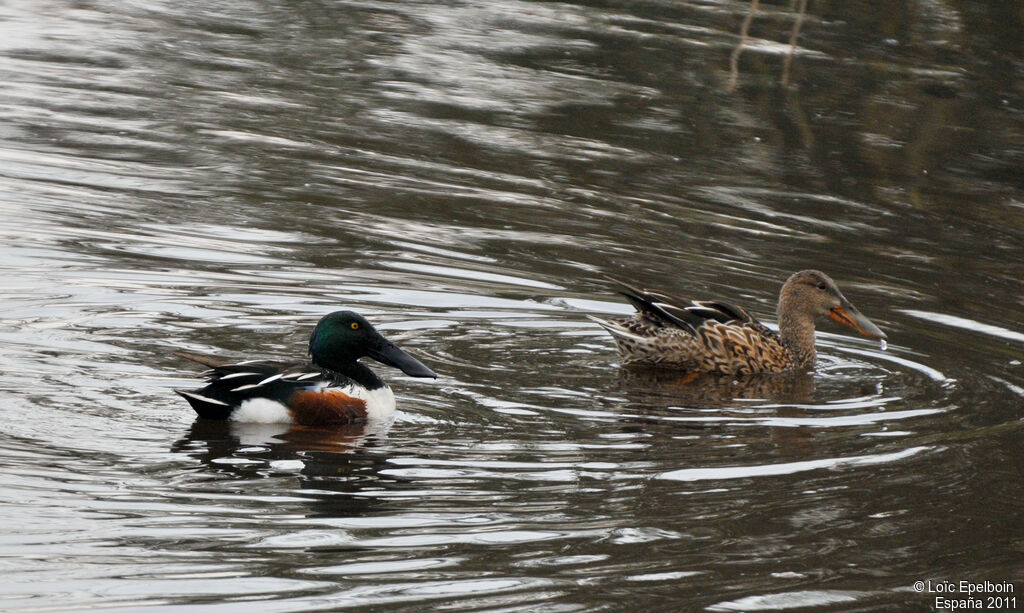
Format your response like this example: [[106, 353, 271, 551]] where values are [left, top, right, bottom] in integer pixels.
[[589, 270, 887, 375], [176, 311, 437, 426]]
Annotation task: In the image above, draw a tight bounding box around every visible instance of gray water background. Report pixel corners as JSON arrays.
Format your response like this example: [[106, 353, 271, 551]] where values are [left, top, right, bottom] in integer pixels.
[[1, 1, 1022, 611]]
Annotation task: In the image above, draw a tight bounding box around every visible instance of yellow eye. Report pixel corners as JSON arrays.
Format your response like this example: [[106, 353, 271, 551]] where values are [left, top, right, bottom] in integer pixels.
[[350, 322, 359, 330]]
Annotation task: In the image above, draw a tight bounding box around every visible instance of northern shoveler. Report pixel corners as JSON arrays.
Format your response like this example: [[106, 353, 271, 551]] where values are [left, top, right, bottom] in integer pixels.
[[589, 270, 887, 375], [176, 311, 437, 426]]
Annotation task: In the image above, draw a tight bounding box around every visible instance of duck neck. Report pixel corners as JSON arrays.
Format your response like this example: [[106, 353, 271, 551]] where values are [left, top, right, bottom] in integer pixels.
[[320, 358, 387, 390], [777, 308, 817, 370]]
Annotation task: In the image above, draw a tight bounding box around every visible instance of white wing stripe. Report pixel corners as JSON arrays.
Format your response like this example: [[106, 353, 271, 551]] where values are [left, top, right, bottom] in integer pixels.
[[178, 391, 230, 407], [257, 374, 283, 386], [218, 371, 260, 381]]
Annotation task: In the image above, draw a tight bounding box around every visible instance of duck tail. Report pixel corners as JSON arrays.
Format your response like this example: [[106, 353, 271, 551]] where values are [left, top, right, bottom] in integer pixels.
[[175, 389, 234, 420], [586, 315, 648, 343]]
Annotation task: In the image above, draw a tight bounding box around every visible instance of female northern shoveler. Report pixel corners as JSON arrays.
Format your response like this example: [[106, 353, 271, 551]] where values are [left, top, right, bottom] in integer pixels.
[[589, 270, 887, 375], [176, 311, 437, 426]]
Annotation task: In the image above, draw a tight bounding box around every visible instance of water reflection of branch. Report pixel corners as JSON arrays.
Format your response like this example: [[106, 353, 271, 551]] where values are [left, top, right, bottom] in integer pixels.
[[728, 0, 760, 92], [729, 0, 810, 91], [781, 0, 809, 87]]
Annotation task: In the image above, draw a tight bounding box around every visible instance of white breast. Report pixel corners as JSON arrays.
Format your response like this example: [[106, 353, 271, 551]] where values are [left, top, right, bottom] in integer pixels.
[[339, 383, 396, 421]]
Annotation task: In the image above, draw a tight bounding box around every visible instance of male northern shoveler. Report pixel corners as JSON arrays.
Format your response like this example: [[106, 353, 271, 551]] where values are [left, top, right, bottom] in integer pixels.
[[589, 270, 887, 375], [176, 311, 437, 426]]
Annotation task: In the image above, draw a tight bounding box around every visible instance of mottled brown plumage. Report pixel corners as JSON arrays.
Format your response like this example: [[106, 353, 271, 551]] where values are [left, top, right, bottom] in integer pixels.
[[590, 270, 887, 375]]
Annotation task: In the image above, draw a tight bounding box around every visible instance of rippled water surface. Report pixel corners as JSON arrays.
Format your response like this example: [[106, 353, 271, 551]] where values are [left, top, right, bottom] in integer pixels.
[[1, 0, 1022, 611]]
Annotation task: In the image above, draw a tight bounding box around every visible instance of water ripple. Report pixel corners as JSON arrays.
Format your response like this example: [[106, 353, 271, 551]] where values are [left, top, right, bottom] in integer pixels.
[[658, 446, 932, 482]]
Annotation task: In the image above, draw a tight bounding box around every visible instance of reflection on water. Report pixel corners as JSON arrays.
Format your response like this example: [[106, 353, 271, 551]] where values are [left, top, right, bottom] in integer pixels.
[[1, 0, 1022, 610]]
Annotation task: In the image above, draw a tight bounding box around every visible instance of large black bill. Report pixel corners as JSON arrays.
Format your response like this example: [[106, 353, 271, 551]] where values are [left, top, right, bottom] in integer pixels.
[[368, 341, 438, 378]]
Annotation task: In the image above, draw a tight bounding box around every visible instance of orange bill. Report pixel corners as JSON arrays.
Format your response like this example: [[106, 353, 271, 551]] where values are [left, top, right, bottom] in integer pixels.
[[828, 302, 887, 339]]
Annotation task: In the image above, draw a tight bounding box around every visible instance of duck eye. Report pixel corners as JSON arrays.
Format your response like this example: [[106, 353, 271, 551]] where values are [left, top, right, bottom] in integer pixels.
[[350, 322, 359, 330], [816, 283, 827, 290]]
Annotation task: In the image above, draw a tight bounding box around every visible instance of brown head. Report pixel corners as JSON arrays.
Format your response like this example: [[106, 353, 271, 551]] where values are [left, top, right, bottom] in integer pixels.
[[777, 270, 887, 367]]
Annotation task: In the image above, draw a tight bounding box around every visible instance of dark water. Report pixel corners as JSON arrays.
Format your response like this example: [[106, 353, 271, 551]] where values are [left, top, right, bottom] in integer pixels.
[[1, 0, 1022, 610]]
